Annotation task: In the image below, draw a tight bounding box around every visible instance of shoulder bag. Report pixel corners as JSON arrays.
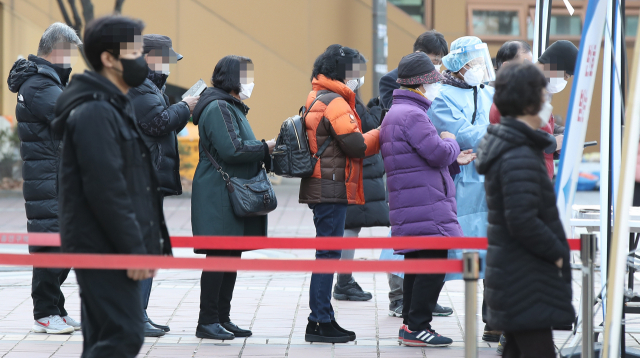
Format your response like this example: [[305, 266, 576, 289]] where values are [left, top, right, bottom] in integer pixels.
[[202, 143, 277, 217]]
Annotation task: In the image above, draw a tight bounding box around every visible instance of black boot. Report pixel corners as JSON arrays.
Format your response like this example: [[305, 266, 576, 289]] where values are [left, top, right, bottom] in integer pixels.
[[221, 321, 252, 337], [144, 321, 165, 337], [331, 319, 355, 341], [305, 319, 350, 343], [148, 318, 170, 332], [196, 323, 235, 340]]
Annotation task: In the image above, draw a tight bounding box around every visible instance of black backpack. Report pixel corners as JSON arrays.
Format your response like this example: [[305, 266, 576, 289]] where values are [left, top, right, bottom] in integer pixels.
[[272, 93, 333, 178]]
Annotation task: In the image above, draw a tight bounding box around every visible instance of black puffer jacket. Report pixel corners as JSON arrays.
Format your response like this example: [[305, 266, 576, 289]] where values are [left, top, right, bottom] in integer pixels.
[[52, 71, 171, 256], [476, 117, 574, 332], [127, 72, 191, 196], [7, 55, 71, 251], [345, 97, 390, 229]]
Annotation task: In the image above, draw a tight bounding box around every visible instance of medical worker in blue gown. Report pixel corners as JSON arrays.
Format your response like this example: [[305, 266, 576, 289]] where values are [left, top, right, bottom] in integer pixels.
[[426, 36, 499, 342]]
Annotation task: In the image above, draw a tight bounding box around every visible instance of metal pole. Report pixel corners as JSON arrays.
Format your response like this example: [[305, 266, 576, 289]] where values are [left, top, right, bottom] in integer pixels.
[[582, 233, 596, 358], [463, 251, 480, 358], [372, 0, 387, 99]]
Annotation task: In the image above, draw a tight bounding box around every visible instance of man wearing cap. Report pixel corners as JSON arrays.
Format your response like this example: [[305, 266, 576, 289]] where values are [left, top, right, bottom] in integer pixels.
[[127, 34, 198, 337], [426, 36, 497, 341]]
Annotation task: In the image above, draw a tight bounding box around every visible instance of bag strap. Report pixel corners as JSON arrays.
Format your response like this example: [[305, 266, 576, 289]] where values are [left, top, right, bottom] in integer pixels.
[[313, 137, 333, 159], [200, 140, 231, 184], [300, 92, 335, 159]]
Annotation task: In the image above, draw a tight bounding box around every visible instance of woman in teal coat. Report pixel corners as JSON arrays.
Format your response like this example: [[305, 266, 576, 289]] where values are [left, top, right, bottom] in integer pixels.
[[191, 55, 275, 340]]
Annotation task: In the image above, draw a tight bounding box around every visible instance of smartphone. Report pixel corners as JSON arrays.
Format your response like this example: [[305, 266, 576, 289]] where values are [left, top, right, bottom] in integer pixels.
[[584, 141, 597, 148], [182, 79, 207, 99]]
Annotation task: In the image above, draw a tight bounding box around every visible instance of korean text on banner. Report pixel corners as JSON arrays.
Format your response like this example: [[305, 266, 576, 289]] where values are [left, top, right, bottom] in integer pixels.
[[555, 0, 608, 234]]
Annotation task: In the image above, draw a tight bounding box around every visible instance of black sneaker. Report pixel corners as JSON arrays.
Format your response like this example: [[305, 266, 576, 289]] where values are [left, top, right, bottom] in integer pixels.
[[482, 324, 501, 342], [333, 280, 372, 301], [305, 319, 351, 343], [432, 304, 453, 317], [400, 326, 452, 347], [497, 334, 506, 354], [389, 299, 403, 317]]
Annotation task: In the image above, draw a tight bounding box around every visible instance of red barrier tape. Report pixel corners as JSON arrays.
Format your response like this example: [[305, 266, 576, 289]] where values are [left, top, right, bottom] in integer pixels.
[[0, 253, 462, 274], [0, 233, 582, 251]]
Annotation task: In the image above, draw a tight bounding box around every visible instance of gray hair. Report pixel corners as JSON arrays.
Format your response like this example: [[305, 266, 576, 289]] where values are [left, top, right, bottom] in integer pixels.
[[37, 22, 82, 56]]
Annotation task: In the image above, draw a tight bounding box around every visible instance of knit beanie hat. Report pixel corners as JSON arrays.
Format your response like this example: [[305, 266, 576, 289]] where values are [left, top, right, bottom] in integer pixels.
[[537, 40, 579, 76], [396, 52, 444, 85]]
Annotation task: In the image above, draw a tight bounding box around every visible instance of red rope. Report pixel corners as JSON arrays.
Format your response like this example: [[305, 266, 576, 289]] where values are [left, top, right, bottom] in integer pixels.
[[0, 233, 581, 250]]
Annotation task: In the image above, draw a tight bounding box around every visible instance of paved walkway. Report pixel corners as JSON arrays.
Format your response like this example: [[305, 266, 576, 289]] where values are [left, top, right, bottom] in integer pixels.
[[0, 183, 631, 357]]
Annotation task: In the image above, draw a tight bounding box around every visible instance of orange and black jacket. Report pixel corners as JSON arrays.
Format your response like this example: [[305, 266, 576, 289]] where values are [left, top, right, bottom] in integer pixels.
[[299, 75, 380, 205]]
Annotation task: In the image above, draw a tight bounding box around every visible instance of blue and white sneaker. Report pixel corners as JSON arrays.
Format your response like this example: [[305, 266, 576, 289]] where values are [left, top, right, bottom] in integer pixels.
[[398, 324, 407, 343], [401, 326, 452, 347]]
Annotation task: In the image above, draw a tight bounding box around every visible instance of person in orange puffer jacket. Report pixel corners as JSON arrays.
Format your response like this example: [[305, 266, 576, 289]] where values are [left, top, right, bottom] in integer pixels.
[[299, 45, 380, 344]]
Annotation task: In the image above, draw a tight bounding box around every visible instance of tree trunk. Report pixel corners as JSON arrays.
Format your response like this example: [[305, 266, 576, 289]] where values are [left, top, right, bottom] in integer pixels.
[[80, 0, 94, 24], [114, 0, 125, 14]]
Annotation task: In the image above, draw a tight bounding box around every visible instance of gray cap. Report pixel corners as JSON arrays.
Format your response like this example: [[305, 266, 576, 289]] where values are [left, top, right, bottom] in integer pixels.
[[143, 34, 183, 61]]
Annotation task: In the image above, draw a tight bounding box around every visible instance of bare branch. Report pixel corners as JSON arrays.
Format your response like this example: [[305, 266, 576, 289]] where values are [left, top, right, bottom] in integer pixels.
[[114, 0, 125, 14], [67, 0, 83, 32], [80, 0, 94, 25], [56, 0, 74, 27]]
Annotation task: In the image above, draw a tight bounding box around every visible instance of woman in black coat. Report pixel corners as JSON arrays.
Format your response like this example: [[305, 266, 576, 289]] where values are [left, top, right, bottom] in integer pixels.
[[475, 62, 574, 358]]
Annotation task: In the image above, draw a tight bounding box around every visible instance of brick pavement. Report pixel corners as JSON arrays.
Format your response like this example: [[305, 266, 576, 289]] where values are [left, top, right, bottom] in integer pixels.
[[0, 183, 634, 357]]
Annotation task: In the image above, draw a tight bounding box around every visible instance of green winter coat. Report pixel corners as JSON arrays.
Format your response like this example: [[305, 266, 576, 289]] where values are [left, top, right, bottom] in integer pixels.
[[191, 87, 267, 254]]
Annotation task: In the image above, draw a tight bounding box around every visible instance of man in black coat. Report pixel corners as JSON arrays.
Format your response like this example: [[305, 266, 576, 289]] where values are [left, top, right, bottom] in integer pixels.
[[379, 30, 448, 110], [127, 34, 198, 337], [6, 22, 82, 335], [333, 83, 388, 302], [377, 30, 454, 319], [52, 15, 171, 358], [475, 62, 573, 357]]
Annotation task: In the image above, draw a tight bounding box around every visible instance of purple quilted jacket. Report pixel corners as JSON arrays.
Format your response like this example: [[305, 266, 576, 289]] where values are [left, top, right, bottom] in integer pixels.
[[380, 89, 463, 254]]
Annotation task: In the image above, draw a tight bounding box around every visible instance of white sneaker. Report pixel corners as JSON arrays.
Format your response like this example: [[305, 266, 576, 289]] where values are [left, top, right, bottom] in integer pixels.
[[32, 315, 74, 334], [62, 315, 81, 331]]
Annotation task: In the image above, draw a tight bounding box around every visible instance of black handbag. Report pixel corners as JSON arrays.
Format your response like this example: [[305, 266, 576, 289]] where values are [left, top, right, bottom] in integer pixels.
[[202, 143, 277, 217]]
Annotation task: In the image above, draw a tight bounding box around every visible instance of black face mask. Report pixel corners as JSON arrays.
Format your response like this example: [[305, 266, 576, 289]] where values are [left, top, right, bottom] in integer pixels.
[[114, 55, 148, 87]]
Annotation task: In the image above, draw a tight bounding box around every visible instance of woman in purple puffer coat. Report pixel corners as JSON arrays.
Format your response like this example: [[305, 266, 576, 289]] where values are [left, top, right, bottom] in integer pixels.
[[380, 52, 475, 348]]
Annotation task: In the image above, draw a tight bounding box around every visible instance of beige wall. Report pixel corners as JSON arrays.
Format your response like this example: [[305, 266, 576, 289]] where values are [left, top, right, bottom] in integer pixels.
[[1, 0, 427, 140]]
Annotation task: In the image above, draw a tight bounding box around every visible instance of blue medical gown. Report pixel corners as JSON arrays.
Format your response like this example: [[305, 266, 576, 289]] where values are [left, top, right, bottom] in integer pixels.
[[427, 84, 494, 281]]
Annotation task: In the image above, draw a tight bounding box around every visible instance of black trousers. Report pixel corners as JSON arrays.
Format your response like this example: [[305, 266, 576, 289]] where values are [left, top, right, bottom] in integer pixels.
[[32, 246, 70, 320], [198, 250, 242, 325], [402, 250, 448, 331], [76, 269, 144, 358], [503, 328, 555, 358]]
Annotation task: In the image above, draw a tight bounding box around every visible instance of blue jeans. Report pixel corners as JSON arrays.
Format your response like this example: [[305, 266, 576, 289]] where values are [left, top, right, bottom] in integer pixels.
[[140, 278, 152, 321], [308, 203, 346, 323]]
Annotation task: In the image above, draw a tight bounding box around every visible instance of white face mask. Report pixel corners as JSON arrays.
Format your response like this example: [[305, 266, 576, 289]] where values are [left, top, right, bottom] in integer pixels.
[[239, 82, 254, 100], [434, 64, 442, 73], [538, 100, 553, 127], [547, 77, 567, 94], [346, 76, 365, 91], [463, 66, 484, 87], [422, 83, 441, 101]]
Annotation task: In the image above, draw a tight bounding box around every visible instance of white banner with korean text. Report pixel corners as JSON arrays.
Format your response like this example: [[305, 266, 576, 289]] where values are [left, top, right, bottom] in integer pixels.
[[555, 0, 608, 234]]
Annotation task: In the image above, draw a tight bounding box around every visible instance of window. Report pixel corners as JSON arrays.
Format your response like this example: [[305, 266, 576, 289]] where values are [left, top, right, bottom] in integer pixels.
[[627, 15, 639, 38], [389, 0, 424, 24], [472, 10, 521, 36], [526, 8, 584, 40], [549, 14, 582, 36]]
